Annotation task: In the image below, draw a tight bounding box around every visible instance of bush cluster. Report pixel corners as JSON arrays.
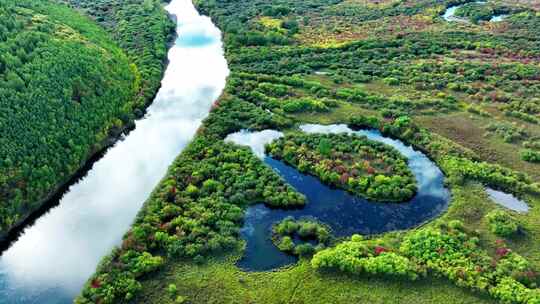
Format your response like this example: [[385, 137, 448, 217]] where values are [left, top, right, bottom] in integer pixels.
[[400, 222, 539, 303], [486, 210, 521, 237], [521, 149, 540, 163], [312, 234, 419, 280], [485, 122, 528, 143], [272, 217, 332, 257], [314, 221, 540, 304]]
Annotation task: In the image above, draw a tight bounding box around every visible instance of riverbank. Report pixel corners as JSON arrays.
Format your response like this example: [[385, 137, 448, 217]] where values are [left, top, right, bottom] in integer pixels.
[[0, 0, 228, 302]]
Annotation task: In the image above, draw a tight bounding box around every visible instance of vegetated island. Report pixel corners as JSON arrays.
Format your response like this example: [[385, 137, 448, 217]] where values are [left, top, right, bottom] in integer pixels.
[[272, 216, 333, 257], [266, 132, 417, 202]]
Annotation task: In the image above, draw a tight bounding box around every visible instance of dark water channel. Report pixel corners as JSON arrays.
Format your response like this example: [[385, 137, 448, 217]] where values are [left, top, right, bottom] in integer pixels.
[[226, 124, 450, 271]]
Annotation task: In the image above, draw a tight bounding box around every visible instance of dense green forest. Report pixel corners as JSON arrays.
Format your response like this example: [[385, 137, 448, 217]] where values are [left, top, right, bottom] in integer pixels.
[[0, 0, 173, 235], [72, 0, 540, 303], [59, 0, 176, 108], [266, 133, 417, 201]]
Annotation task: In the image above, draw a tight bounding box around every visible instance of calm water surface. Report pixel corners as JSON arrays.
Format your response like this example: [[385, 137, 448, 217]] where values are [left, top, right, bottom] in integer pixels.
[[226, 124, 450, 271], [0, 0, 228, 302], [486, 188, 529, 213], [442, 2, 508, 23], [490, 14, 509, 22]]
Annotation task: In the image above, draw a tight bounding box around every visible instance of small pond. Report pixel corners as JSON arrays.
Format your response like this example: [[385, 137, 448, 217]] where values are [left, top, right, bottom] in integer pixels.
[[486, 188, 529, 213], [490, 14, 509, 22], [225, 124, 450, 271]]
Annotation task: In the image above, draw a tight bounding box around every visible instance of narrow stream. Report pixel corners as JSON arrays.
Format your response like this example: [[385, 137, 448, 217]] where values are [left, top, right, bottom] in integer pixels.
[[443, 1, 508, 23], [0, 0, 228, 302], [226, 124, 450, 271], [443, 4, 470, 22]]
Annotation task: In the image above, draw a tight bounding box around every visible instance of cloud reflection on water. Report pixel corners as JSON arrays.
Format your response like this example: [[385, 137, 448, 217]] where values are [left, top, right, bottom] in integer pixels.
[[226, 125, 450, 271], [0, 0, 228, 301], [225, 130, 284, 159]]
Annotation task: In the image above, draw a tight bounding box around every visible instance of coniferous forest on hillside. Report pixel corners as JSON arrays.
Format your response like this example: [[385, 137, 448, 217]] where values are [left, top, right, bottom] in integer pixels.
[[0, 0, 174, 234]]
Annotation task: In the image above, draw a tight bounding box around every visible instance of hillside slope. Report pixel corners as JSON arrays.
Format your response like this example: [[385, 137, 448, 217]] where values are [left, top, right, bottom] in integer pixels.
[[0, 0, 173, 236]]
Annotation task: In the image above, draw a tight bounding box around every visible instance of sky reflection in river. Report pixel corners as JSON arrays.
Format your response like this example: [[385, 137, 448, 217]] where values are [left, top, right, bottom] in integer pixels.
[[0, 0, 228, 302], [486, 188, 529, 213]]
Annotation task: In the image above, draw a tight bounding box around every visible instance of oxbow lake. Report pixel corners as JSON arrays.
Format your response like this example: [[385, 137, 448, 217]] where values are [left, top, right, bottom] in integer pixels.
[[226, 124, 451, 271]]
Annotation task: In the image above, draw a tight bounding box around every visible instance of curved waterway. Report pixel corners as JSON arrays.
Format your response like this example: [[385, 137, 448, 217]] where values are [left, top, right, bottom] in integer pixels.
[[225, 124, 450, 271], [443, 1, 508, 23], [0, 0, 228, 302]]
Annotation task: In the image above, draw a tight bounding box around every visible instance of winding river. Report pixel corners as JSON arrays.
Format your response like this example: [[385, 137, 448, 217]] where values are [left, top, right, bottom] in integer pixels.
[[226, 124, 450, 271], [0, 0, 228, 302]]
